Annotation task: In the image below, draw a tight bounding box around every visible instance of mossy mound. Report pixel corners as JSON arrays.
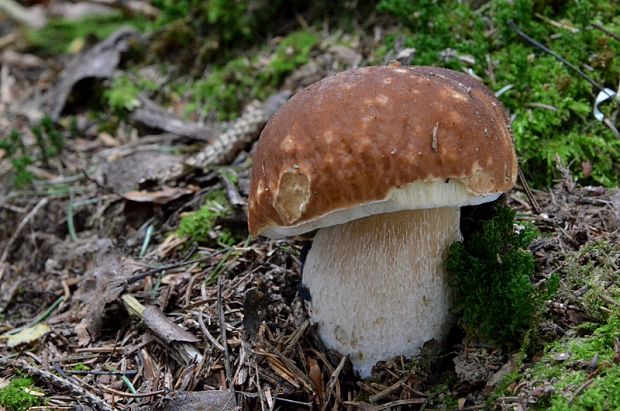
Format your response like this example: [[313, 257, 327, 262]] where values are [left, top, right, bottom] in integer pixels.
[[447, 205, 541, 347]]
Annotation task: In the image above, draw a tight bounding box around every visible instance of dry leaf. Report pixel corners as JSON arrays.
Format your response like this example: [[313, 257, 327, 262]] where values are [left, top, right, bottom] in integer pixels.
[[5, 323, 51, 347], [308, 357, 324, 404]]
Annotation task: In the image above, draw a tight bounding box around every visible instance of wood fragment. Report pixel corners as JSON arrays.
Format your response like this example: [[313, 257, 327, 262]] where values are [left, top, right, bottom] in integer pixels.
[[218, 276, 234, 389], [518, 167, 542, 214], [369, 380, 406, 403], [121, 295, 204, 364], [185, 91, 290, 169], [0, 0, 46, 27], [197, 312, 226, 351], [324, 355, 347, 407], [0, 356, 114, 411], [100, 385, 165, 398]]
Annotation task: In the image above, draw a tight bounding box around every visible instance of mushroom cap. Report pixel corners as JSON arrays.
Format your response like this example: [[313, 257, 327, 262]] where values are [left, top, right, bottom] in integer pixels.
[[248, 65, 518, 238]]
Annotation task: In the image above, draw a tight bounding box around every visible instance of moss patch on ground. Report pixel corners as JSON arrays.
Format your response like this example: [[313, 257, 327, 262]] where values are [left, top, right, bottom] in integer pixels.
[[0, 377, 43, 411], [187, 30, 318, 120], [560, 241, 620, 323], [376, 0, 620, 187], [490, 240, 620, 409], [177, 189, 238, 246], [524, 316, 620, 410]]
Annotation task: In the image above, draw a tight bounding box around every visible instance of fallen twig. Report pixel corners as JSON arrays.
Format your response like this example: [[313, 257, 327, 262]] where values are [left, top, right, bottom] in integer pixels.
[[591, 23, 620, 43], [509, 20, 618, 106], [518, 167, 542, 214], [0, 197, 48, 281], [218, 275, 234, 389], [185, 91, 291, 169], [100, 385, 165, 398], [0, 356, 115, 411], [0, 0, 45, 28], [121, 294, 204, 364], [84, 0, 160, 19]]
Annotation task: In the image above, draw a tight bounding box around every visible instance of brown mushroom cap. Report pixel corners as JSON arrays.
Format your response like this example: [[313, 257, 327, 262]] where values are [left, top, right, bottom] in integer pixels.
[[248, 65, 518, 238]]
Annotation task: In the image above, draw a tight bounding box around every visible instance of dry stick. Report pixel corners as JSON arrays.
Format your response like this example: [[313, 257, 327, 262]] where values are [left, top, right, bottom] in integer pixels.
[[591, 23, 620, 43], [100, 385, 165, 398], [568, 368, 602, 405], [0, 197, 48, 263], [509, 20, 619, 106], [369, 380, 407, 403], [324, 356, 347, 408], [125, 255, 212, 284], [218, 275, 233, 390], [518, 167, 542, 214], [0, 0, 45, 27], [197, 311, 226, 351], [600, 294, 620, 307], [0, 198, 48, 281], [0, 356, 114, 411], [374, 398, 426, 410], [253, 359, 267, 411], [68, 370, 138, 376]]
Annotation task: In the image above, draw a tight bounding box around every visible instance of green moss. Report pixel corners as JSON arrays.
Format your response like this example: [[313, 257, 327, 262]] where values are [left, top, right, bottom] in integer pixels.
[[177, 189, 237, 245], [0, 378, 43, 411], [190, 30, 317, 120], [427, 384, 459, 410], [1, 119, 71, 188], [446, 206, 540, 347], [150, 0, 370, 64], [71, 363, 90, 372], [105, 75, 159, 113], [0, 131, 33, 188], [376, 0, 620, 187], [261, 31, 318, 85], [560, 241, 620, 323], [524, 316, 620, 410]]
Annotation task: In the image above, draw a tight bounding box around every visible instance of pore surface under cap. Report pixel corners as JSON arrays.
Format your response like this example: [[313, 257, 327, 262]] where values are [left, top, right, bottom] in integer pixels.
[[248, 65, 518, 237]]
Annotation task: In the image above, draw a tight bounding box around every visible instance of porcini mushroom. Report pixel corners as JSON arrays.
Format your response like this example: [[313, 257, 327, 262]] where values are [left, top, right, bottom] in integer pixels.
[[247, 66, 518, 377]]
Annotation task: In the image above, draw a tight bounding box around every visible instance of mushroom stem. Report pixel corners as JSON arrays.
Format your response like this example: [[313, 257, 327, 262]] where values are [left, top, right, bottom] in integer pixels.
[[302, 208, 461, 377]]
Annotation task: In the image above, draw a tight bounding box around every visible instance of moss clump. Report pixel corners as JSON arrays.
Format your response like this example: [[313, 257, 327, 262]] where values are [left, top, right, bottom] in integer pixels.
[[0, 378, 43, 411], [177, 189, 237, 245], [376, 0, 620, 187], [71, 363, 90, 372], [446, 206, 539, 347], [105, 75, 160, 113], [190, 30, 318, 120], [523, 316, 620, 410]]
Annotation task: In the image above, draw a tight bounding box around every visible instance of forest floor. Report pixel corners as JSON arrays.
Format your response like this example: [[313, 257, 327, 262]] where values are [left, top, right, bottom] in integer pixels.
[[0, 1, 619, 410]]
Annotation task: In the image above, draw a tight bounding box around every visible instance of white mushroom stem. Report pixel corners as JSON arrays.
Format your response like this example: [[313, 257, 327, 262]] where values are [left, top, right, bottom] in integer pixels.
[[302, 207, 462, 377]]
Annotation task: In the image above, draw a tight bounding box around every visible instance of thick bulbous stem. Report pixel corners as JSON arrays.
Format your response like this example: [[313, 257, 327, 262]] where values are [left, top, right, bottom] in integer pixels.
[[302, 208, 461, 377]]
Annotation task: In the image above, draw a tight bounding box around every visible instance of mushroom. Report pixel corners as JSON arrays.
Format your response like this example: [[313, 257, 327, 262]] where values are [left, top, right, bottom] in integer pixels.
[[247, 65, 518, 377]]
